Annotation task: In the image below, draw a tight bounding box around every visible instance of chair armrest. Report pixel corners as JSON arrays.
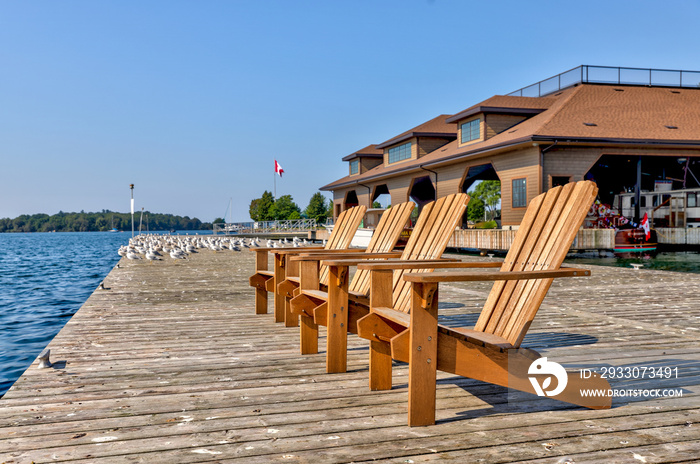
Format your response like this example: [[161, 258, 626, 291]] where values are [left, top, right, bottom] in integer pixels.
[[322, 257, 459, 267], [403, 267, 590, 283], [271, 246, 329, 255], [357, 260, 501, 271], [254, 246, 324, 252], [292, 251, 402, 262]]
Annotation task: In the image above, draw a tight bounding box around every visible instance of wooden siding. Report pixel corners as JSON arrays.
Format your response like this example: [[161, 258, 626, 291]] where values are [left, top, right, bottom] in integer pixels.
[[543, 147, 601, 190], [416, 137, 453, 158], [485, 114, 527, 139], [360, 157, 382, 174], [491, 146, 540, 225]]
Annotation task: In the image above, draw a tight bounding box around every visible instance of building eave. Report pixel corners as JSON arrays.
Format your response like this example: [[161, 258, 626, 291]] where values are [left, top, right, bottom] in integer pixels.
[[445, 106, 546, 124], [375, 132, 457, 149]]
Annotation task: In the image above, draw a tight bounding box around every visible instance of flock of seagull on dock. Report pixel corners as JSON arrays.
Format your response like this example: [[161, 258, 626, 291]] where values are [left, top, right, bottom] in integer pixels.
[[118, 234, 317, 262]]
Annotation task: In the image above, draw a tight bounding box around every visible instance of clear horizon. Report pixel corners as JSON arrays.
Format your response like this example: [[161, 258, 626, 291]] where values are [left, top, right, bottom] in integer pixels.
[[2, 1, 699, 222]]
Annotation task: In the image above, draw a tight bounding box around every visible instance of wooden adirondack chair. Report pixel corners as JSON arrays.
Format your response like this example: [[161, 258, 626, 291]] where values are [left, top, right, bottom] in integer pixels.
[[276, 202, 414, 325], [248, 205, 366, 324], [278, 201, 414, 334], [289, 193, 469, 373], [355, 180, 612, 426]]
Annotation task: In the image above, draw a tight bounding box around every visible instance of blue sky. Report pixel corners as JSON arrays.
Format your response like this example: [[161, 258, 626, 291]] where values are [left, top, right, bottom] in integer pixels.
[[1, 0, 699, 222]]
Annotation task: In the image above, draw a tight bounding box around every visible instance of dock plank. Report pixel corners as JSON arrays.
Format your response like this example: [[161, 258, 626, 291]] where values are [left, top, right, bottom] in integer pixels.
[[1, 249, 698, 463]]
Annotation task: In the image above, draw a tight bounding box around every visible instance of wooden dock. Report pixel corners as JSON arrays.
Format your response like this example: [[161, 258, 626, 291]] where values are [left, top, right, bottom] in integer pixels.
[[1, 249, 699, 463]]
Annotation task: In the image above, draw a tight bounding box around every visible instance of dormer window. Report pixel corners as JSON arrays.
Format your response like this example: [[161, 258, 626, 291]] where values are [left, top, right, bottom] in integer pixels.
[[460, 118, 481, 143], [350, 159, 359, 175], [388, 142, 412, 164]]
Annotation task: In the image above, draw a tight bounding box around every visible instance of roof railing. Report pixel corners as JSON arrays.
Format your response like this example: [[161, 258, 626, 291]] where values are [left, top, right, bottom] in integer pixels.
[[507, 65, 700, 98]]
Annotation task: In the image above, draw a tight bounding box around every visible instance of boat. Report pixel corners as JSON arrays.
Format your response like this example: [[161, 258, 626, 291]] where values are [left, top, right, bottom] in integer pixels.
[[585, 196, 658, 255], [615, 182, 700, 228], [613, 228, 658, 256], [109, 215, 119, 232]]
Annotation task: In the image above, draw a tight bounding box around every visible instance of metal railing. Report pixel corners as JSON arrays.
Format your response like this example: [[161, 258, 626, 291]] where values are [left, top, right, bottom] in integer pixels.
[[213, 218, 318, 235], [507, 65, 700, 98]]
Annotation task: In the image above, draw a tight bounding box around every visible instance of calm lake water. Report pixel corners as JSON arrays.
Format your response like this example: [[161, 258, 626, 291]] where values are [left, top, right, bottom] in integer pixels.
[[0, 232, 698, 398], [564, 250, 700, 273], [0, 230, 212, 398]]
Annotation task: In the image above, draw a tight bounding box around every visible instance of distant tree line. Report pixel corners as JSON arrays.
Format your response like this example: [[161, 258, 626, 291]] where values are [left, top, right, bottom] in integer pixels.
[[248, 191, 332, 223], [0, 210, 208, 233]]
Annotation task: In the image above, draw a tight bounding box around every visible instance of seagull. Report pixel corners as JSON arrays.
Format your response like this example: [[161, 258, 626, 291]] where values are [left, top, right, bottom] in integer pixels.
[[126, 251, 142, 260]]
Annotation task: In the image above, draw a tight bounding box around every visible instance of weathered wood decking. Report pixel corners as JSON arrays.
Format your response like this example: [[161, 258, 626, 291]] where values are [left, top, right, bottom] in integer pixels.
[[1, 249, 699, 463]]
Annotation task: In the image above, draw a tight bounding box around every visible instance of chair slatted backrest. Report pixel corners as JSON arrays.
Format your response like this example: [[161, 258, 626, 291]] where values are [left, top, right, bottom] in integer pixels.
[[348, 201, 415, 295], [318, 205, 367, 285], [475, 180, 598, 347], [391, 193, 470, 313]]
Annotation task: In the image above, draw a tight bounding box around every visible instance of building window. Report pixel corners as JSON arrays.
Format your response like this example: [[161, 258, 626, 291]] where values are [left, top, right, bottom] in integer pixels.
[[388, 142, 412, 164], [350, 160, 359, 175], [460, 118, 481, 143], [512, 178, 527, 208], [689, 193, 697, 208]]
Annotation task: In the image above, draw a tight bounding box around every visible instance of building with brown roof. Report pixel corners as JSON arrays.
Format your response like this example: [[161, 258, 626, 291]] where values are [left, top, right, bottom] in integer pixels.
[[322, 65, 700, 227]]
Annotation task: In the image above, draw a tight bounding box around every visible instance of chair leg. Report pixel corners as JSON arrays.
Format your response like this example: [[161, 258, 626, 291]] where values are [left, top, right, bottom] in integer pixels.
[[407, 282, 439, 427], [300, 316, 318, 355], [326, 265, 349, 373], [255, 287, 267, 314], [369, 340, 392, 390], [284, 295, 298, 328], [273, 254, 285, 323]]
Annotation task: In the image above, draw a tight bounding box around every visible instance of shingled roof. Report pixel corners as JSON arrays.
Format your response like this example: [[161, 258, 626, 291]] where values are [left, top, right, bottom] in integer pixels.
[[445, 95, 556, 123], [341, 144, 383, 162], [321, 83, 700, 191], [375, 114, 457, 149]]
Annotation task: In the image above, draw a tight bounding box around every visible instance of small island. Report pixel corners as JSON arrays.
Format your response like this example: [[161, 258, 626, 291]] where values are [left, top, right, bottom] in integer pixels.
[[0, 211, 209, 233]]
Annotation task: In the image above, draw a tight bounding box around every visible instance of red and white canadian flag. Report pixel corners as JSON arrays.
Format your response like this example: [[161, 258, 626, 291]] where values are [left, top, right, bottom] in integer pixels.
[[274, 160, 284, 177], [640, 212, 651, 240]]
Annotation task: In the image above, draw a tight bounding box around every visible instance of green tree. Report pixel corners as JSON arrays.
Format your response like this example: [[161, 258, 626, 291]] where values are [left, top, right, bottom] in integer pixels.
[[470, 181, 501, 221], [213, 217, 225, 224], [372, 201, 382, 208], [466, 196, 486, 223], [249, 191, 275, 221], [304, 192, 330, 223], [95, 216, 108, 231], [270, 194, 301, 220]]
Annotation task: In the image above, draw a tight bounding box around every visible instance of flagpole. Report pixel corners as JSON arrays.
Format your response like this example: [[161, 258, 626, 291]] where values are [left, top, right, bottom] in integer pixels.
[[274, 164, 276, 199]]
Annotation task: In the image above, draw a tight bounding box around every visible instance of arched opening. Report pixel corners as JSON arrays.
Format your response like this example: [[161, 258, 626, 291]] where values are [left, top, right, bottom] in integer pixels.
[[461, 163, 500, 192], [460, 164, 501, 228], [371, 184, 391, 208], [408, 176, 436, 207], [344, 190, 359, 210], [408, 176, 436, 224]]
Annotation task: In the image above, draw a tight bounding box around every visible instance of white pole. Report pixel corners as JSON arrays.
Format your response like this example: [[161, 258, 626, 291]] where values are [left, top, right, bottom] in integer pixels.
[[130, 184, 135, 238]]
